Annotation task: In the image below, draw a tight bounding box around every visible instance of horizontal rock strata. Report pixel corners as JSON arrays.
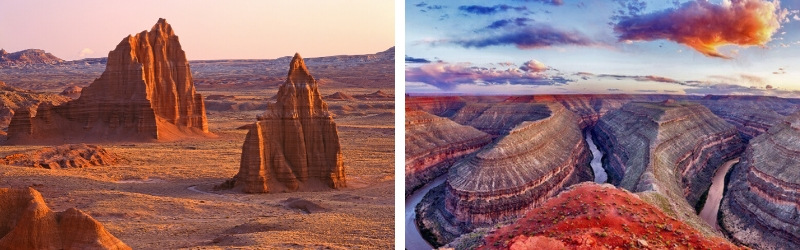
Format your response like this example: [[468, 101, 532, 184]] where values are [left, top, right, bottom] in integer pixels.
[[230, 53, 346, 193], [720, 111, 800, 249], [405, 110, 491, 197], [6, 18, 209, 144], [0, 187, 130, 249], [592, 101, 744, 235], [417, 103, 592, 246]]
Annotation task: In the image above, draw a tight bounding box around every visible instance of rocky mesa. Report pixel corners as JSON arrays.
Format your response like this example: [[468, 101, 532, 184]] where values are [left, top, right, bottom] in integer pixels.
[[405, 110, 491, 197], [416, 102, 592, 246], [6, 18, 209, 144], [592, 101, 745, 235], [720, 111, 800, 249], [226, 53, 346, 193], [0, 187, 130, 249]]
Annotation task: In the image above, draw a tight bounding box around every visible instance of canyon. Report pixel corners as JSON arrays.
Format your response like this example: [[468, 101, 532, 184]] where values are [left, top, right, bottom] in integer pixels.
[[720, 111, 800, 249], [407, 94, 800, 249]]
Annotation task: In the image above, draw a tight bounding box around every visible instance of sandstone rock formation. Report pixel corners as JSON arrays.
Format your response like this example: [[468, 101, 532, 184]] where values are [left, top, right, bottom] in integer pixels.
[[324, 91, 355, 101], [6, 18, 209, 144], [229, 53, 345, 193], [0, 144, 118, 169], [0, 187, 130, 249], [405, 110, 491, 197], [720, 111, 800, 249], [476, 183, 743, 250], [417, 102, 592, 246], [593, 101, 745, 235], [0, 84, 70, 134], [59, 86, 83, 99], [0, 49, 64, 68]]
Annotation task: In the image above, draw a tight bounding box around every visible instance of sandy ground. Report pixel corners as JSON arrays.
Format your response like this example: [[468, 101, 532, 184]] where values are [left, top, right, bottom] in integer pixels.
[[0, 90, 394, 249]]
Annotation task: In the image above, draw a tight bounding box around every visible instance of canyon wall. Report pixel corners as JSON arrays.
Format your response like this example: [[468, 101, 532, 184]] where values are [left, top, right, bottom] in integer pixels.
[[416, 102, 592, 246], [405, 110, 491, 197], [593, 101, 744, 235], [720, 111, 800, 249]]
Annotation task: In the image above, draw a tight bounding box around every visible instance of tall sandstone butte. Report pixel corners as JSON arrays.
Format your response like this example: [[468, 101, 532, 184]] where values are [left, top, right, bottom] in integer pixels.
[[6, 18, 209, 144], [720, 111, 800, 249], [233, 53, 345, 193], [0, 187, 130, 249]]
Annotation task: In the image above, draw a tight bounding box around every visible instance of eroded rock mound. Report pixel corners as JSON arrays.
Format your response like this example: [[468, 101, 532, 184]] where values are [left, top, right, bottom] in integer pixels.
[[0, 144, 118, 169], [230, 53, 345, 193], [417, 103, 592, 246], [720, 111, 800, 249], [0, 187, 130, 249], [593, 101, 744, 235], [6, 18, 209, 144], [476, 183, 742, 250], [324, 92, 355, 101], [405, 110, 491, 197], [0, 49, 64, 68]]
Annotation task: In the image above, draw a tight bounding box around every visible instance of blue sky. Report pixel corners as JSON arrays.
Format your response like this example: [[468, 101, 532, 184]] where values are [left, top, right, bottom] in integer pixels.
[[405, 0, 800, 97]]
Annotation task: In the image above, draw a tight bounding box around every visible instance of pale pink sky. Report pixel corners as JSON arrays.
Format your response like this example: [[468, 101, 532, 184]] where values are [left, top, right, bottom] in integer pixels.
[[0, 0, 394, 60]]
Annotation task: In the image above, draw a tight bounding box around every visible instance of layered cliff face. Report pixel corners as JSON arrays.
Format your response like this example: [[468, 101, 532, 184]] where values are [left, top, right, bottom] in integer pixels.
[[720, 112, 800, 249], [6, 18, 209, 144], [593, 101, 744, 235], [475, 183, 743, 250], [231, 53, 346, 193], [0, 49, 64, 68], [417, 103, 592, 246], [0, 83, 70, 134], [0, 187, 130, 249], [405, 110, 491, 197], [698, 96, 799, 142]]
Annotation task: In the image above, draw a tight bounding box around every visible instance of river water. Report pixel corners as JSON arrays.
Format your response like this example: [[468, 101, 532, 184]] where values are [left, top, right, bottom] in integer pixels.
[[405, 175, 446, 250], [586, 132, 608, 183], [699, 158, 740, 230]]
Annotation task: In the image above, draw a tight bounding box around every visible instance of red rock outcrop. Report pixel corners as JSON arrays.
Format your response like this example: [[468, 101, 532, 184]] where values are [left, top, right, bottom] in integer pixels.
[[720, 111, 800, 249], [0, 84, 70, 134], [0, 187, 130, 249], [592, 101, 745, 235], [0, 144, 118, 169], [416, 102, 592, 246], [476, 183, 743, 250], [59, 86, 83, 99], [6, 18, 209, 144], [0, 49, 64, 68], [230, 53, 345, 193], [405, 110, 491, 197], [324, 91, 355, 101]]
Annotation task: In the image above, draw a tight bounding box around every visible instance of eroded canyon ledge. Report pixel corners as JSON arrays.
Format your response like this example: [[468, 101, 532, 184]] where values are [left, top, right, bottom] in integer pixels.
[[592, 100, 744, 235], [416, 101, 592, 246], [6, 18, 209, 144], [721, 111, 800, 249], [224, 53, 346, 193]]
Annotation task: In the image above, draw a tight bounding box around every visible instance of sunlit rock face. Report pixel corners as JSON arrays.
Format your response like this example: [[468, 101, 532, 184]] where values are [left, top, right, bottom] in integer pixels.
[[416, 102, 592, 246], [592, 101, 744, 234], [6, 18, 209, 144], [0, 187, 130, 250], [405, 110, 491, 197], [721, 111, 800, 250], [233, 53, 346, 193]]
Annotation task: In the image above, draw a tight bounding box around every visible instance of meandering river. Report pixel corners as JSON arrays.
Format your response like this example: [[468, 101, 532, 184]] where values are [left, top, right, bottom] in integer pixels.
[[586, 132, 608, 183], [405, 175, 446, 250], [699, 157, 740, 230]]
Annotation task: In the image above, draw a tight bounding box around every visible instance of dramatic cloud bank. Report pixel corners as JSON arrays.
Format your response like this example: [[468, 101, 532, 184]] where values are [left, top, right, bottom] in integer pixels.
[[614, 0, 786, 59], [454, 24, 596, 49], [406, 61, 566, 90]]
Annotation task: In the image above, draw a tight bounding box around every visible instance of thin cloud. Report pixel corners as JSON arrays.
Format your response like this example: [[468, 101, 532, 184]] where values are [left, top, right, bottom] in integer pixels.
[[406, 61, 566, 90], [614, 0, 787, 59], [458, 4, 527, 15], [405, 56, 431, 63], [453, 24, 596, 49], [78, 48, 94, 58], [519, 60, 548, 72]]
